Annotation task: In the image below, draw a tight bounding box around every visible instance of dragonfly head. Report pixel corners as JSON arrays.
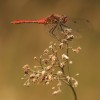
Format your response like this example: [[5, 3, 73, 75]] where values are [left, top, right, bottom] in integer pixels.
[[58, 15, 67, 24], [61, 16, 67, 23]]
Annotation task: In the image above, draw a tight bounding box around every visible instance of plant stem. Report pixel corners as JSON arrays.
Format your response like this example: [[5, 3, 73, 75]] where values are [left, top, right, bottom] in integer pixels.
[[62, 79, 78, 100], [66, 41, 70, 76], [65, 41, 77, 100], [69, 84, 77, 100]]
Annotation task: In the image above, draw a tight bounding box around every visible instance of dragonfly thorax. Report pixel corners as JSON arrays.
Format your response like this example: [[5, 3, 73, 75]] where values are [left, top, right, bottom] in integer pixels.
[[46, 14, 67, 24]]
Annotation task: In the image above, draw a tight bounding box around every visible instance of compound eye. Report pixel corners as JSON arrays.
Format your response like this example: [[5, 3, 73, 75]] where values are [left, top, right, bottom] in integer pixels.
[[64, 17, 67, 21], [62, 17, 67, 23]]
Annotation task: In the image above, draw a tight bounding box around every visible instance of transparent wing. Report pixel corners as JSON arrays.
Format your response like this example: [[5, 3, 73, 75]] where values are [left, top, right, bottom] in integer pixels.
[[65, 17, 92, 33], [44, 17, 92, 40], [44, 23, 81, 40]]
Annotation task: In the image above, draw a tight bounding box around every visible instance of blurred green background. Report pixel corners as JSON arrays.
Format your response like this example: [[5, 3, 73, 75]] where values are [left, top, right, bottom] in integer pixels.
[[0, 0, 100, 100]]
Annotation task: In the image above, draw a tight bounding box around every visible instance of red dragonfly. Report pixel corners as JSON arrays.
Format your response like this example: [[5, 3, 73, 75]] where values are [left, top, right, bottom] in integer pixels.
[[11, 14, 90, 37]]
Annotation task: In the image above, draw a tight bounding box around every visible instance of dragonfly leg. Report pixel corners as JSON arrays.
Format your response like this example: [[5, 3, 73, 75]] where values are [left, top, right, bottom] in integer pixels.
[[61, 23, 70, 28], [49, 24, 58, 35], [60, 24, 65, 32], [49, 24, 60, 41]]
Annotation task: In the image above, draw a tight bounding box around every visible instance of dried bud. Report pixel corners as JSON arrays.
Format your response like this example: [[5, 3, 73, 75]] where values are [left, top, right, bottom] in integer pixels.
[[60, 62, 65, 68], [54, 43, 56, 47], [72, 47, 81, 53], [49, 45, 53, 50], [73, 81, 78, 87], [52, 87, 55, 90], [41, 70, 46, 76], [69, 61, 73, 64], [34, 66, 40, 68], [34, 57, 37, 60], [29, 73, 35, 79], [49, 54, 53, 60], [57, 81, 62, 87], [71, 77, 78, 87], [49, 55, 57, 65], [65, 28, 72, 33], [52, 90, 59, 95], [32, 78, 37, 83], [46, 66, 52, 70], [66, 76, 70, 82], [44, 49, 49, 55], [62, 54, 69, 60], [24, 80, 30, 87], [59, 43, 64, 49], [40, 55, 42, 59], [48, 74, 53, 81], [35, 73, 40, 78], [21, 77, 24, 80], [42, 59, 49, 65], [45, 81, 50, 85], [52, 89, 61, 95], [22, 64, 30, 74], [76, 73, 79, 76], [67, 34, 74, 41], [57, 71, 63, 76]]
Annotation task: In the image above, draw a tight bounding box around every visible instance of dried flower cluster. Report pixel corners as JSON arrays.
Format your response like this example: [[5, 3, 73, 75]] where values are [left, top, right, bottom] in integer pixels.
[[21, 28, 80, 96]]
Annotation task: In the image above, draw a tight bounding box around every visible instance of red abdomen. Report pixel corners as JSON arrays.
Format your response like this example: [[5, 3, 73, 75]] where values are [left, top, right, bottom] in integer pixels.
[[11, 19, 47, 24]]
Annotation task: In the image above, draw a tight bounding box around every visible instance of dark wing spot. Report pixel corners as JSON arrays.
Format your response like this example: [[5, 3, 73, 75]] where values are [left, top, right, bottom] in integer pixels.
[[73, 21, 77, 23]]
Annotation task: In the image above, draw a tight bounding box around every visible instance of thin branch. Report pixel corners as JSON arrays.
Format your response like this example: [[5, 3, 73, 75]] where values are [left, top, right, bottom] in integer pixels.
[[69, 84, 77, 100], [62, 79, 77, 100], [66, 41, 70, 76]]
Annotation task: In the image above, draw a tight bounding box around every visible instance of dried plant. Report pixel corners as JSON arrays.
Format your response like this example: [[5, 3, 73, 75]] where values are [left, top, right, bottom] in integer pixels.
[[21, 27, 81, 100]]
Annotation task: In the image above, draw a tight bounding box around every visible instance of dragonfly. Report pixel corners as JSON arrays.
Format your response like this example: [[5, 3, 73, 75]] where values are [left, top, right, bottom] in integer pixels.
[[11, 14, 90, 39]]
